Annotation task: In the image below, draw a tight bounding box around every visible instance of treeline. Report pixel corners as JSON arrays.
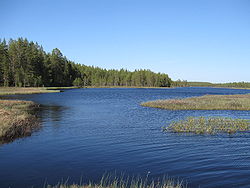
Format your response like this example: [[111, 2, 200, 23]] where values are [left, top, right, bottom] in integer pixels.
[[0, 38, 172, 87], [172, 79, 189, 87], [73, 65, 171, 87], [173, 80, 250, 88], [214, 82, 250, 88]]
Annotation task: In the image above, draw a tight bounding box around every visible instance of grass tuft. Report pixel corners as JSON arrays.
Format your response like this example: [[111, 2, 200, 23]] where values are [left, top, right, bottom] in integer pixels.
[[141, 94, 250, 110], [164, 116, 250, 134], [46, 175, 184, 188]]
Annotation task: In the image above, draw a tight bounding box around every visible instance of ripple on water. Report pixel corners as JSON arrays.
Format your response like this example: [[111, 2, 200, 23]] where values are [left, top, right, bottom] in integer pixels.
[[1, 87, 250, 188]]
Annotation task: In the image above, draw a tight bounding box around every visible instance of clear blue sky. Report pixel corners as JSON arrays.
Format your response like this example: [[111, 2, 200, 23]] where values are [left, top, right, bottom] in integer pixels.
[[1, 0, 249, 83]]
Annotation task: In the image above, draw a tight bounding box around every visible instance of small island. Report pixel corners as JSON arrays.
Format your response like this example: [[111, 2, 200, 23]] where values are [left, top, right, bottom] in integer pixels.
[[164, 116, 250, 135], [142, 94, 250, 135], [141, 94, 250, 111]]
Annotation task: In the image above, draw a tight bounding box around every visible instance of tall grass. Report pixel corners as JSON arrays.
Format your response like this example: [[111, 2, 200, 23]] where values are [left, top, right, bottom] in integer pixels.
[[46, 175, 184, 188], [164, 116, 250, 134], [141, 94, 250, 110], [0, 100, 40, 143]]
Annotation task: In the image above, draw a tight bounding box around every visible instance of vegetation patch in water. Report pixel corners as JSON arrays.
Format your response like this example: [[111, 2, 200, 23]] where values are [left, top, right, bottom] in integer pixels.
[[0, 100, 40, 143], [141, 94, 250, 110], [164, 117, 250, 134]]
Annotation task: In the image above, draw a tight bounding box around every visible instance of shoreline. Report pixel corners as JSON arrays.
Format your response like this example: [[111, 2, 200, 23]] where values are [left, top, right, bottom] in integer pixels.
[[0, 100, 40, 144], [0, 87, 68, 143], [82, 86, 250, 90], [84, 86, 173, 89], [1, 86, 249, 93], [0, 87, 61, 95]]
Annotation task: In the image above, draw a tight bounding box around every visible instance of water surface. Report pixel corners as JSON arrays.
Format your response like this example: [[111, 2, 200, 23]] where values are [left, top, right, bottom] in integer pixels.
[[1, 87, 250, 188]]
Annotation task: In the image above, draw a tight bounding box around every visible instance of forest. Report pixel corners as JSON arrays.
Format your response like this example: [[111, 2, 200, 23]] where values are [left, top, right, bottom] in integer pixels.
[[174, 80, 250, 88], [0, 38, 172, 87]]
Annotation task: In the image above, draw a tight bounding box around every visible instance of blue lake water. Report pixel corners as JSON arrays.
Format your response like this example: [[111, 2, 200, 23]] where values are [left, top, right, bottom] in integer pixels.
[[1, 87, 250, 188]]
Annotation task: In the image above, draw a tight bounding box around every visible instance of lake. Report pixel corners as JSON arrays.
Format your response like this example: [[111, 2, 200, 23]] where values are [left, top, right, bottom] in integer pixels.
[[1, 87, 250, 188]]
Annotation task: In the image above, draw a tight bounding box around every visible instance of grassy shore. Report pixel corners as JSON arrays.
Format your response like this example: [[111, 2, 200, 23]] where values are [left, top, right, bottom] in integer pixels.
[[0, 87, 61, 95], [0, 100, 40, 143], [45, 86, 80, 90], [141, 94, 250, 110], [84, 86, 171, 89], [164, 116, 250, 134], [0, 86, 80, 143]]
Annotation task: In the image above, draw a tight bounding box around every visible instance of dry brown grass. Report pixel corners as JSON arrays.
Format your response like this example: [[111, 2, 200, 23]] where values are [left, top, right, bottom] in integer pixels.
[[0, 87, 60, 95], [0, 100, 40, 143], [141, 94, 250, 110]]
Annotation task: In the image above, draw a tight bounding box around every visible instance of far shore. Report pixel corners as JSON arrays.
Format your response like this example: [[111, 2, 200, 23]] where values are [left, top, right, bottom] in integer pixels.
[[0, 86, 82, 95], [1, 86, 250, 95], [84, 86, 250, 90], [0, 87, 60, 95], [84, 86, 173, 89]]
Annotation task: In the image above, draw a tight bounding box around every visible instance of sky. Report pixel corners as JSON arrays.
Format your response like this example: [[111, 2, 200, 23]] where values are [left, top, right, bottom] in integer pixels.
[[1, 0, 249, 83]]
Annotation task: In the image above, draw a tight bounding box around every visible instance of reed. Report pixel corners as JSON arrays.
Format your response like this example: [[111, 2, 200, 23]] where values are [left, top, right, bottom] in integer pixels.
[[141, 94, 250, 110], [164, 116, 250, 134], [46, 175, 184, 188]]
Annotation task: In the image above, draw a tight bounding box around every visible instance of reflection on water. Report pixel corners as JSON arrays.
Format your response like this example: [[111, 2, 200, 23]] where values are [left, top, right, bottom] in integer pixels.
[[0, 102, 66, 146], [0, 87, 250, 188], [38, 105, 66, 124]]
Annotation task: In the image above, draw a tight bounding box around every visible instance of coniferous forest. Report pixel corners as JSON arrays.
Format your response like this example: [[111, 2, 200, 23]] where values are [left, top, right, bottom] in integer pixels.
[[0, 38, 172, 87]]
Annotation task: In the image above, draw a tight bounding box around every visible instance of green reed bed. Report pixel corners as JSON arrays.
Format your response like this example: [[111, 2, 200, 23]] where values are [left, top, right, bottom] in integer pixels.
[[141, 94, 250, 110], [0, 100, 39, 143], [47, 175, 184, 188], [164, 117, 250, 134]]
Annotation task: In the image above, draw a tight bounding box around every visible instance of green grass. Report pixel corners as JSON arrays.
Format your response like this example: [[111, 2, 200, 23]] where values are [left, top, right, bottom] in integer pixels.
[[47, 175, 184, 188], [164, 116, 250, 134], [141, 94, 250, 110], [0, 100, 40, 143]]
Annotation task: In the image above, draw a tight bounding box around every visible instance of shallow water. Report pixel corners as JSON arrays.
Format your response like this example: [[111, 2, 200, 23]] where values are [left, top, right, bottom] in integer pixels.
[[1, 87, 250, 188]]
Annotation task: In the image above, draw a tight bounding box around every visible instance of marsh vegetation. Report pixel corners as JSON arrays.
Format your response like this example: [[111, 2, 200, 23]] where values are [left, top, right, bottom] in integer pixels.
[[0, 99, 39, 143], [0, 87, 60, 95], [141, 94, 250, 110], [164, 116, 250, 134]]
